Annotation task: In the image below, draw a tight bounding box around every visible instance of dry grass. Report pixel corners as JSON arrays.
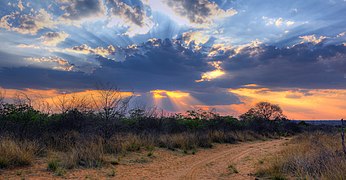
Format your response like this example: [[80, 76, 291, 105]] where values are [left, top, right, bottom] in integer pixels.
[[0, 137, 39, 168], [0, 129, 282, 172], [159, 133, 199, 150], [47, 138, 106, 169], [257, 132, 346, 179]]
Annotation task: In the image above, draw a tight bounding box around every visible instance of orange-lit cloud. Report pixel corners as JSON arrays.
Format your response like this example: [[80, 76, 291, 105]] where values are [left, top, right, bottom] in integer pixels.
[[229, 85, 346, 120], [196, 61, 225, 82]]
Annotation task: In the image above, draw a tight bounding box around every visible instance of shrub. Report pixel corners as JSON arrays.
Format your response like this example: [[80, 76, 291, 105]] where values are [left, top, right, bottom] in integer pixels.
[[47, 159, 59, 172]]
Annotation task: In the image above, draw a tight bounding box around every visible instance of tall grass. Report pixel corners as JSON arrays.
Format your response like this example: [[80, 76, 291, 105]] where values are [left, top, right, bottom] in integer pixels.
[[257, 132, 346, 179], [0, 137, 39, 168]]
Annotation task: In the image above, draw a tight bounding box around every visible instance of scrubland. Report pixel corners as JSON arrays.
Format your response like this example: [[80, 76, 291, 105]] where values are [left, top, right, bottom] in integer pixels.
[[0, 91, 342, 179]]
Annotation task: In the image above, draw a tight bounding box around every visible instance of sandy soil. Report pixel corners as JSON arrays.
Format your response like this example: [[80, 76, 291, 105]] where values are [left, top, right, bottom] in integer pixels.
[[0, 138, 289, 180]]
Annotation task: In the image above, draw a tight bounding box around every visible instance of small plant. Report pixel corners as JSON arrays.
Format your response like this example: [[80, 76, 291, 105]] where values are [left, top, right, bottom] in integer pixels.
[[47, 159, 59, 172], [107, 169, 116, 177], [130, 157, 149, 164], [54, 167, 66, 176], [228, 164, 239, 174], [110, 159, 119, 165], [16, 170, 23, 176], [147, 151, 153, 157]]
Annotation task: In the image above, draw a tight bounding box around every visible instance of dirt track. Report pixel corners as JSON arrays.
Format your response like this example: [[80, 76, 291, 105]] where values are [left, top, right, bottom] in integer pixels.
[[116, 138, 288, 180], [0, 138, 289, 180]]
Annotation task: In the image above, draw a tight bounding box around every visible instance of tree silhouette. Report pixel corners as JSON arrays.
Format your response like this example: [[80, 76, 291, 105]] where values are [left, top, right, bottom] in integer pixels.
[[240, 102, 286, 120]]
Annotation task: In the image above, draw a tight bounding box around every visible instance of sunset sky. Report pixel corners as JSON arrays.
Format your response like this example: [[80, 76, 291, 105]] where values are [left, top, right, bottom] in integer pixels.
[[0, 0, 346, 120]]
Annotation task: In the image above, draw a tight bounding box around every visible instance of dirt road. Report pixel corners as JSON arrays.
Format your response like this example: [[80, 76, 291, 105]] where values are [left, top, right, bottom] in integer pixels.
[[116, 138, 288, 180], [0, 138, 288, 180]]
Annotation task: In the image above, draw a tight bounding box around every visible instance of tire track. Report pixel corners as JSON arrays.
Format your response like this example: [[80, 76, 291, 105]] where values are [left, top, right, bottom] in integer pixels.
[[182, 139, 284, 180]]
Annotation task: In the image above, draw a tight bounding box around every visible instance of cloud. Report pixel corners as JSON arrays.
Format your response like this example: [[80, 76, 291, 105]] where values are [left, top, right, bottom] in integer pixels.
[[208, 43, 233, 57], [164, 0, 237, 27], [299, 34, 327, 44], [39, 32, 69, 46], [0, 66, 94, 90], [337, 32, 346, 37], [107, 0, 154, 36], [25, 56, 75, 71], [219, 42, 346, 89], [262, 16, 295, 27], [59, 0, 106, 22], [0, 9, 56, 35], [196, 61, 225, 82], [182, 31, 210, 45], [17, 44, 41, 49], [18, 0, 25, 11], [66, 44, 116, 58]]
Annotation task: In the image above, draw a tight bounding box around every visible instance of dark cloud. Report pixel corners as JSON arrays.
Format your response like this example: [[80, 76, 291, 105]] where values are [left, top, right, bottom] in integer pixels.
[[107, 0, 148, 27], [0, 66, 95, 90], [219, 43, 346, 89], [60, 0, 105, 20], [92, 38, 209, 91], [165, 0, 237, 25]]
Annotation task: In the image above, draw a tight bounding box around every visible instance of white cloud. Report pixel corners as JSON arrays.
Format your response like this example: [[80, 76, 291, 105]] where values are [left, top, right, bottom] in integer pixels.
[[66, 44, 116, 58], [299, 35, 327, 44], [25, 56, 75, 71], [107, 0, 154, 37], [18, 0, 25, 11], [40, 32, 69, 46], [0, 9, 56, 35], [262, 16, 295, 27]]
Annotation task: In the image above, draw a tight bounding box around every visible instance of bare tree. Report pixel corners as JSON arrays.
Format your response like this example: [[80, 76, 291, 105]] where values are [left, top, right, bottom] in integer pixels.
[[32, 98, 53, 114], [53, 93, 69, 113], [13, 92, 32, 106], [240, 102, 286, 120], [53, 92, 92, 114], [92, 83, 133, 120]]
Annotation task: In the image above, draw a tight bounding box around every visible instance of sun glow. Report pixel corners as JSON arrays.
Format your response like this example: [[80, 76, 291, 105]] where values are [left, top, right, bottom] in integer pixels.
[[151, 90, 190, 99], [229, 87, 346, 120], [150, 89, 202, 112], [196, 61, 225, 82]]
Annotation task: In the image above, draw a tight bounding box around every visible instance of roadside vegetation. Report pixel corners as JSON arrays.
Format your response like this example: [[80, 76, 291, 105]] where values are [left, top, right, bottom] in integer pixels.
[[256, 132, 346, 179]]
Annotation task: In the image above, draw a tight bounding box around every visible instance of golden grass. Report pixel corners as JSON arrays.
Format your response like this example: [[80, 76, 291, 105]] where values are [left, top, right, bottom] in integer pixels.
[[257, 132, 346, 179], [0, 137, 38, 168]]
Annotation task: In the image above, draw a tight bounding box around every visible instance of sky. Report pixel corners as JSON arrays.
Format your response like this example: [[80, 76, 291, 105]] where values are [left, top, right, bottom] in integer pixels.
[[0, 0, 346, 120]]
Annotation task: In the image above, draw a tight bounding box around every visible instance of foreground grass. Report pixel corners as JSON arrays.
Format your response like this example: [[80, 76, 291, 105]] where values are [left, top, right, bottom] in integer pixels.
[[256, 132, 346, 179], [0, 138, 39, 168], [0, 130, 269, 172]]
